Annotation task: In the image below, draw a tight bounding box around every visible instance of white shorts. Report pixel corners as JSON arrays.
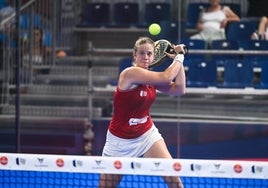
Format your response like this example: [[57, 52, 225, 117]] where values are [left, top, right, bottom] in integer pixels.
[[102, 124, 163, 157]]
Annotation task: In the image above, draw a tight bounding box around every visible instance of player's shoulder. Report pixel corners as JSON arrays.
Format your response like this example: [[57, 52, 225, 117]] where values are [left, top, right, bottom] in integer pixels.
[[222, 5, 231, 12], [121, 66, 145, 75]]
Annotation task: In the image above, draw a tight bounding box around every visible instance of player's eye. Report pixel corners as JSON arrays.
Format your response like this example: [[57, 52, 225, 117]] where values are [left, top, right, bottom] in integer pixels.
[[138, 51, 153, 57]]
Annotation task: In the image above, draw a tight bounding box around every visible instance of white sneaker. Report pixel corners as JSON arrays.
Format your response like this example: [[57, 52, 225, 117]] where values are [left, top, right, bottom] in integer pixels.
[[251, 32, 259, 40]]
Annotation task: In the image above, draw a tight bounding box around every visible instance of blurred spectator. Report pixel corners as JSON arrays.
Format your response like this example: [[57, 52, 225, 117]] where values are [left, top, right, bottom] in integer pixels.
[[22, 27, 66, 66], [21, 27, 66, 83], [251, 16, 268, 40], [247, 0, 268, 17], [190, 0, 240, 47], [22, 27, 51, 66]]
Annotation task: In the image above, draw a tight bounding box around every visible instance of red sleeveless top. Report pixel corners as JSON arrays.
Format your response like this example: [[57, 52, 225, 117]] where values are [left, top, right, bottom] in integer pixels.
[[109, 85, 156, 139]]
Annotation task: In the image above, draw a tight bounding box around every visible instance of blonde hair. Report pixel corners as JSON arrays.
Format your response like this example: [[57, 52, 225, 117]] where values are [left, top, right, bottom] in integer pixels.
[[133, 37, 155, 52]]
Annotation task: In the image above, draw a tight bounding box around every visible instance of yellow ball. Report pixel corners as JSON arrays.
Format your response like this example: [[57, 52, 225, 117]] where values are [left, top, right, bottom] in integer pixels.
[[148, 23, 161, 36]]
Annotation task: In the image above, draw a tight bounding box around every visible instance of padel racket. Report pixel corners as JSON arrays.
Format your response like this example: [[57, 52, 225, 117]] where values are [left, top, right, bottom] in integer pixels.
[[149, 39, 188, 68], [150, 39, 174, 68]]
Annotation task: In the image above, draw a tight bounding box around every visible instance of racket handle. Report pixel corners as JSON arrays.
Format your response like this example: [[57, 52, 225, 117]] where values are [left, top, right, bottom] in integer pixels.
[[178, 45, 188, 56]]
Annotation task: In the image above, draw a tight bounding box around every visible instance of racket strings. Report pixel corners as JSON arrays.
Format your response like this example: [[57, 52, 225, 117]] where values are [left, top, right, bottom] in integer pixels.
[[155, 42, 167, 59], [151, 41, 169, 66]]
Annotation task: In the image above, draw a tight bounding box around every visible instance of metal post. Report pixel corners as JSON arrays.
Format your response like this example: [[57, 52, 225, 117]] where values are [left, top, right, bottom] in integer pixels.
[[51, 0, 57, 65], [88, 41, 93, 122], [29, 3, 34, 84], [178, 0, 181, 43], [177, 0, 182, 158], [15, 0, 21, 153]]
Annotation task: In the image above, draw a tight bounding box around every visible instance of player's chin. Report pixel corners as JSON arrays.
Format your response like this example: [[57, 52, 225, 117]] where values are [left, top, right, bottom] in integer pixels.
[[142, 62, 150, 69]]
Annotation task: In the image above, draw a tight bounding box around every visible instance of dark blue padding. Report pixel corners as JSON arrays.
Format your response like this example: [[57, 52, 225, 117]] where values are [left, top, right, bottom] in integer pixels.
[[20, 14, 41, 29], [180, 38, 207, 67], [113, 2, 139, 27], [186, 59, 217, 88], [210, 39, 240, 66], [225, 21, 256, 48], [144, 3, 171, 27], [81, 2, 110, 27], [159, 20, 186, 44], [243, 40, 268, 67], [219, 59, 254, 88]]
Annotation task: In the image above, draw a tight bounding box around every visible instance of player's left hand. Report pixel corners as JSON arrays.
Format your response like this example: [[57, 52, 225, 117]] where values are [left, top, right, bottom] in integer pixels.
[[165, 44, 186, 59]]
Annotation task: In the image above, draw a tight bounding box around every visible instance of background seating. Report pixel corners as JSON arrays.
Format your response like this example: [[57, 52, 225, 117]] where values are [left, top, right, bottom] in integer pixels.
[[80, 2, 110, 27], [143, 2, 171, 27], [219, 59, 254, 88], [210, 39, 240, 66], [20, 14, 41, 29], [186, 59, 217, 88], [242, 40, 268, 67], [113, 2, 139, 27], [180, 38, 207, 66], [75, 1, 267, 90], [158, 20, 185, 44], [225, 21, 256, 48]]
